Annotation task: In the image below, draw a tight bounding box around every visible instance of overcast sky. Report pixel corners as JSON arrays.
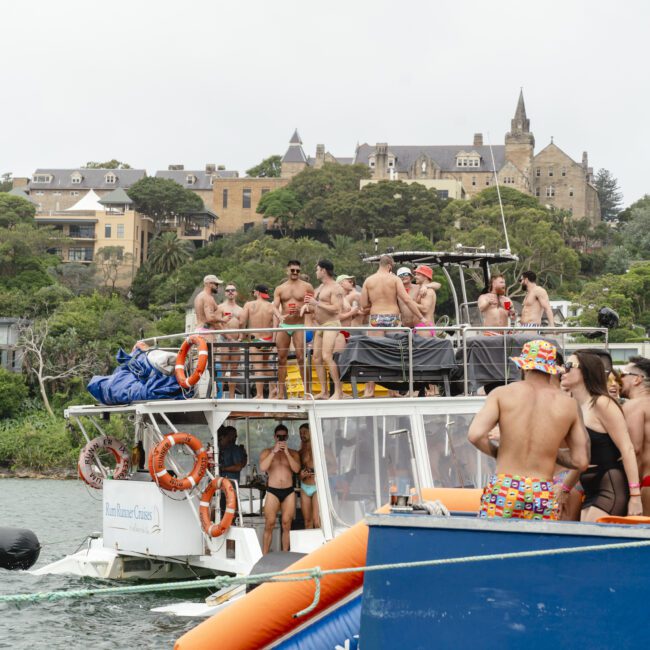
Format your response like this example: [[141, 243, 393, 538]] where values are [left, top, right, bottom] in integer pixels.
[[2, 0, 648, 205]]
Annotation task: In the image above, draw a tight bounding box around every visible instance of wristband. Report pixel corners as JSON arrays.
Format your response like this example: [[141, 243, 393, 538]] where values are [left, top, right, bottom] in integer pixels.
[[629, 482, 641, 489], [560, 483, 572, 494], [630, 493, 642, 497]]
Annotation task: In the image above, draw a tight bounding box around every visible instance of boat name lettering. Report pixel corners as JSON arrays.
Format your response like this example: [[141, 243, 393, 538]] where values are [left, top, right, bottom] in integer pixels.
[[104, 502, 153, 521]]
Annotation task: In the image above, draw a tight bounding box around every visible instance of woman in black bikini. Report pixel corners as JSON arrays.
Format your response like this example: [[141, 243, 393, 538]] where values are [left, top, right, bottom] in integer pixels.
[[560, 351, 642, 521]]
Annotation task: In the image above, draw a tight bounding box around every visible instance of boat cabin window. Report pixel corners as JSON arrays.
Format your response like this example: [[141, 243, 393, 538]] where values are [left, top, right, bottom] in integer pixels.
[[320, 415, 415, 526], [423, 413, 495, 489]]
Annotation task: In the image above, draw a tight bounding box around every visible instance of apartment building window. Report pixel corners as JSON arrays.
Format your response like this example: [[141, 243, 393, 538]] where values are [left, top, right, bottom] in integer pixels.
[[186, 174, 196, 185], [569, 187, 574, 197], [242, 189, 251, 209], [546, 186, 555, 198], [561, 166, 567, 177], [68, 247, 93, 262], [117, 224, 125, 238], [69, 224, 95, 239], [71, 173, 82, 184], [70, 191, 79, 196], [34, 191, 44, 196], [222, 189, 228, 208], [535, 188, 540, 197], [535, 167, 541, 177], [105, 224, 112, 238], [485, 178, 490, 185], [33, 174, 52, 183], [548, 167, 554, 177], [471, 176, 476, 186], [105, 173, 117, 184]]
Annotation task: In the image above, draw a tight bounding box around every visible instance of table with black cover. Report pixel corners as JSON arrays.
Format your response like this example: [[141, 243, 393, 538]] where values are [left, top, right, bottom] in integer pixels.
[[336, 334, 457, 396]]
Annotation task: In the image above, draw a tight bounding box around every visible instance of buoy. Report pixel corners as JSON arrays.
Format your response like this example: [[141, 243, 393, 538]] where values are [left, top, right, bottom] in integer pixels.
[[0, 527, 41, 570]]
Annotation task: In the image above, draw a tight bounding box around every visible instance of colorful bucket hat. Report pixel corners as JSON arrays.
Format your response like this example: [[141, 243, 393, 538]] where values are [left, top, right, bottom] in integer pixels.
[[510, 339, 559, 375]]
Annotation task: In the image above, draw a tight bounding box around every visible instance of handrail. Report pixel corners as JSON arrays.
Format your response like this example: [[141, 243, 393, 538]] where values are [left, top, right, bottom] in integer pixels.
[[139, 324, 610, 398]]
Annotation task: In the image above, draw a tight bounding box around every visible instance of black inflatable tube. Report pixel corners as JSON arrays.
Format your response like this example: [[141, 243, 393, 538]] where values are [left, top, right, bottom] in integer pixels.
[[0, 527, 41, 570]]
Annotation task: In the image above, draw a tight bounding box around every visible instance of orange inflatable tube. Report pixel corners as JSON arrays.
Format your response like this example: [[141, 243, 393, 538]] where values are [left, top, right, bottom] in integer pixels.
[[174, 488, 482, 650]]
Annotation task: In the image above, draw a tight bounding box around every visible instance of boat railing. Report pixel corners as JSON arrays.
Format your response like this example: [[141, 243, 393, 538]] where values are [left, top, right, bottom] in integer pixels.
[[139, 323, 609, 398]]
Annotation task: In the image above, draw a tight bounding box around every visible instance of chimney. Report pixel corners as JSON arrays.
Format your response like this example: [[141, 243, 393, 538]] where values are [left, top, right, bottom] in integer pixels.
[[205, 164, 216, 173], [315, 144, 325, 168], [375, 143, 389, 179], [168, 164, 184, 171], [582, 152, 588, 170], [473, 133, 484, 146], [12, 177, 29, 189]]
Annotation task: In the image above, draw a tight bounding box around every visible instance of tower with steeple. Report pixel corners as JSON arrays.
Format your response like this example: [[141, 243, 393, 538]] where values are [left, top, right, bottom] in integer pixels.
[[504, 90, 535, 182], [280, 129, 309, 178]]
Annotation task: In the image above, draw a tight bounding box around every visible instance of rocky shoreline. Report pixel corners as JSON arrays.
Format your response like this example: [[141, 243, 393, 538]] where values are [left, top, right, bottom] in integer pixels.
[[0, 467, 77, 480]]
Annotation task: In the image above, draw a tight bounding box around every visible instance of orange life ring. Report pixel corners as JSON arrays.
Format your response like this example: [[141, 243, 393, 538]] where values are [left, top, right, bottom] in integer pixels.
[[199, 477, 237, 537], [175, 335, 209, 389], [78, 435, 130, 489], [149, 432, 208, 491]]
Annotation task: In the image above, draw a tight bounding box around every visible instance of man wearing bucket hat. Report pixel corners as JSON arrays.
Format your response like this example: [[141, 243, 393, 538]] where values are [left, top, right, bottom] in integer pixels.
[[468, 340, 589, 520], [412, 265, 437, 338]]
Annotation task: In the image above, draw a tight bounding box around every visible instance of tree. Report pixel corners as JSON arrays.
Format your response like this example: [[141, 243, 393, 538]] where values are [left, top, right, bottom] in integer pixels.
[[246, 155, 281, 178], [256, 188, 301, 235], [0, 368, 29, 418], [594, 168, 623, 221], [146, 232, 194, 274], [127, 177, 203, 234], [0, 193, 36, 228], [19, 318, 98, 417], [83, 160, 132, 169], [621, 204, 650, 260], [95, 246, 134, 292], [0, 173, 12, 193]]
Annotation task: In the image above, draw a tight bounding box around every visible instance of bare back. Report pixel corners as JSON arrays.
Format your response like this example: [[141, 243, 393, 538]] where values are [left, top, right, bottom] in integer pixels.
[[241, 299, 275, 339], [194, 289, 219, 327], [624, 397, 650, 476], [492, 382, 581, 479], [362, 271, 401, 315]]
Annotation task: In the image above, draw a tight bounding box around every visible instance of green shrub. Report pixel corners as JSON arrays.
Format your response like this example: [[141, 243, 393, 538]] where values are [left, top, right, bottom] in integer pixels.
[[0, 368, 29, 418]]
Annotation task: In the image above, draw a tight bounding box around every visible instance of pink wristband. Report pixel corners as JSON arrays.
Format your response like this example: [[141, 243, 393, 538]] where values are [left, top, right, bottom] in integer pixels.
[[560, 483, 572, 494], [629, 482, 641, 489]]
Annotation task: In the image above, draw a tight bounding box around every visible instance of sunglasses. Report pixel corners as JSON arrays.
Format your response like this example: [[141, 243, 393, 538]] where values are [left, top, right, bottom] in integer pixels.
[[398, 273, 411, 278], [621, 370, 644, 378], [289, 269, 301, 274], [276, 434, 288, 441], [225, 288, 236, 292], [564, 361, 580, 371]]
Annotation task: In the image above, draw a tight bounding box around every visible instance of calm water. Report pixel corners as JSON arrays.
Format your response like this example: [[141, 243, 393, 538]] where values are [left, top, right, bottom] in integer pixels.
[[0, 479, 203, 650]]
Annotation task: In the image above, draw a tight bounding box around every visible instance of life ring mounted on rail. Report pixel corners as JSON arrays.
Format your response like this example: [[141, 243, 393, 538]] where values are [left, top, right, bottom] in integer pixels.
[[199, 477, 237, 537], [78, 435, 130, 489], [175, 335, 209, 389], [149, 432, 208, 492]]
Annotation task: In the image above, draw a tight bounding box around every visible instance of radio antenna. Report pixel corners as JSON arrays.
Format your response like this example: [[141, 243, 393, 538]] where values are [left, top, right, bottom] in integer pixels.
[[487, 133, 511, 253]]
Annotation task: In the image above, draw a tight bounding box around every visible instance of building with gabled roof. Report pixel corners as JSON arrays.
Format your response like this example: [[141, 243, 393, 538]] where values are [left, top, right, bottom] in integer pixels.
[[155, 164, 239, 209]]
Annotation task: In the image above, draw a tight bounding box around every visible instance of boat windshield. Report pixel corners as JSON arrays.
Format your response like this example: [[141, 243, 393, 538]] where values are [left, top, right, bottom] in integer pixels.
[[320, 414, 416, 526], [423, 413, 495, 488]]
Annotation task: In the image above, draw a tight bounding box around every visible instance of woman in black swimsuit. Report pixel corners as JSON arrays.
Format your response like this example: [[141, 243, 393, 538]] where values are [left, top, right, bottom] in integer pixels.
[[560, 351, 642, 521]]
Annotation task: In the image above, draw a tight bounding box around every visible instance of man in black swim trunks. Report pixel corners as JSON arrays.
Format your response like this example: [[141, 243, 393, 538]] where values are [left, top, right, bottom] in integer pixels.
[[259, 424, 301, 553]]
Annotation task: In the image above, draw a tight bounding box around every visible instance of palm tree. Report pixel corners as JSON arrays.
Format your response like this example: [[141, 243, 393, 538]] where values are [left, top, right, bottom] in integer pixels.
[[146, 232, 194, 274]]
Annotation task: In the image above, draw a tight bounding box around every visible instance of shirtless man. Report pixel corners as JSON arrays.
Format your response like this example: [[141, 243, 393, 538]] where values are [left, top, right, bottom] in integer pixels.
[[412, 265, 437, 338], [477, 274, 516, 335], [304, 259, 345, 400], [519, 270, 555, 328], [259, 424, 301, 553], [273, 260, 315, 398], [360, 255, 423, 397], [397, 266, 441, 329], [337, 274, 364, 328], [239, 284, 275, 399], [194, 274, 224, 337], [468, 340, 589, 520], [621, 356, 650, 515], [216, 283, 245, 398]]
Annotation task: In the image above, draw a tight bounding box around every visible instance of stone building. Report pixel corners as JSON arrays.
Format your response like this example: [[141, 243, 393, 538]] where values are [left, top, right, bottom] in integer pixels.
[[351, 92, 601, 222], [28, 168, 146, 214], [155, 164, 239, 209]]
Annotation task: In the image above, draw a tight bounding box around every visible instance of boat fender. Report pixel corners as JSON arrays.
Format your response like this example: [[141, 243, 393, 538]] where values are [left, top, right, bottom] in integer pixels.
[[199, 476, 237, 537], [78, 435, 130, 489], [175, 335, 209, 389], [149, 432, 208, 492], [0, 527, 41, 570]]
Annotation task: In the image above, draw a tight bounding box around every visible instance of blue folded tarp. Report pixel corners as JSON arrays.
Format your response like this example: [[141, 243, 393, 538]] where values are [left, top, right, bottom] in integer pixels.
[[87, 348, 192, 405]]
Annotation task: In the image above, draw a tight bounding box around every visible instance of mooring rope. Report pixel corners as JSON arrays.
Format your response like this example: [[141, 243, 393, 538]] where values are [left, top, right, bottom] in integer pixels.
[[3, 538, 650, 613]]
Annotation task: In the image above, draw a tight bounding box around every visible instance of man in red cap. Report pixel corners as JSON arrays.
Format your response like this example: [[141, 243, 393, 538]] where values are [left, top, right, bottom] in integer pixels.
[[412, 265, 437, 338], [240, 284, 276, 398]]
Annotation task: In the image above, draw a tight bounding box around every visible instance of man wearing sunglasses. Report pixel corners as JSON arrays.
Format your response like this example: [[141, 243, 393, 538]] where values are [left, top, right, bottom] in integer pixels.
[[273, 260, 315, 398], [216, 284, 244, 398], [621, 356, 650, 515], [259, 424, 301, 553]]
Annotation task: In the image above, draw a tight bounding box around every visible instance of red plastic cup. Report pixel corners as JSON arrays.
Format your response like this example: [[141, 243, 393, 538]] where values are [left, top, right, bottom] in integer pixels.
[[503, 299, 512, 311], [288, 302, 297, 314], [223, 312, 232, 320]]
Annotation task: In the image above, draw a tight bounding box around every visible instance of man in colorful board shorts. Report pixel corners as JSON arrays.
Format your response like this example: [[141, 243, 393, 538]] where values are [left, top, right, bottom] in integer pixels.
[[468, 339, 589, 520]]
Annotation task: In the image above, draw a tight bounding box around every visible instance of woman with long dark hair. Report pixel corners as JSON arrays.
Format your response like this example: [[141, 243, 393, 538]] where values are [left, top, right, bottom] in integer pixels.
[[559, 351, 642, 521]]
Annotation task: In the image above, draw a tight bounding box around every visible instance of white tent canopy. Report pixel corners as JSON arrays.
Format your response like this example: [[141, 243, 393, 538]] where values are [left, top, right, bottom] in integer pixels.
[[65, 189, 104, 212]]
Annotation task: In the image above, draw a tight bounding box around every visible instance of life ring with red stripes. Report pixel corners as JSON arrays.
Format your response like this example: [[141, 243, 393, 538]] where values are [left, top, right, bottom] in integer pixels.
[[149, 432, 208, 491], [199, 476, 237, 537], [78, 435, 130, 489], [175, 335, 209, 389]]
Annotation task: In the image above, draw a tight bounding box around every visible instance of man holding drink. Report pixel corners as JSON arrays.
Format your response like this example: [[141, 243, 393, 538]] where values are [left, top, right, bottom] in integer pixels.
[[273, 260, 315, 399], [478, 274, 516, 335]]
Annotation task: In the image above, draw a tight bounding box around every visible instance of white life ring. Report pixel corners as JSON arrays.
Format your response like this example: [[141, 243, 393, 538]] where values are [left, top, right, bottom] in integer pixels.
[[78, 435, 130, 489]]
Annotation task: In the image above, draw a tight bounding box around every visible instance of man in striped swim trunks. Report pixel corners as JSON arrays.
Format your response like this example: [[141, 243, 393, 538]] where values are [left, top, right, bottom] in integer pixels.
[[468, 340, 589, 520]]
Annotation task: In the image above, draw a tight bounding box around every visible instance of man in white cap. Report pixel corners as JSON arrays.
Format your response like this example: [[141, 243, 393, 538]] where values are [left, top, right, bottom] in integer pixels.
[[195, 275, 224, 334], [337, 274, 364, 328]]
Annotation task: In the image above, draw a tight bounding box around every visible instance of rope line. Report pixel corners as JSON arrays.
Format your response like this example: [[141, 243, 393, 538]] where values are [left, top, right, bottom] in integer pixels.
[[4, 538, 650, 607]]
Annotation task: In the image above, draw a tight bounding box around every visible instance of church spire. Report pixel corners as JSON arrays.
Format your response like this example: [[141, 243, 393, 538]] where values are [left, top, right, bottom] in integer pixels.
[[511, 89, 530, 134]]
